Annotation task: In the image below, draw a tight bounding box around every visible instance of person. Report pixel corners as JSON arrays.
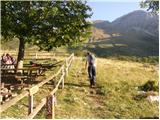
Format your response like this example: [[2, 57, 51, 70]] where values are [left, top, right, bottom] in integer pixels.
[[29, 60, 43, 75], [1, 53, 16, 69], [1, 53, 7, 65], [85, 51, 96, 88], [30, 60, 38, 67], [1, 54, 16, 74]]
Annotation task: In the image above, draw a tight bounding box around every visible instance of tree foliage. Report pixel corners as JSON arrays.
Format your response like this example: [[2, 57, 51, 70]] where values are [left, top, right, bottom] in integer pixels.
[[140, 0, 159, 15], [1, 1, 92, 51]]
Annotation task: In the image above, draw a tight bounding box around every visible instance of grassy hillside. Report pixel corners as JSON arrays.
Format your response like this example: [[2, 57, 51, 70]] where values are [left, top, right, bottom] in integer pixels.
[[86, 35, 158, 57], [91, 27, 109, 40], [53, 57, 159, 119], [1, 56, 158, 119]]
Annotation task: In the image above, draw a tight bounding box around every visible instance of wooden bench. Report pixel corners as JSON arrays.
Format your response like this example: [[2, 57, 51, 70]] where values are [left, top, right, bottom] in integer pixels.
[[1, 67, 45, 83], [1, 63, 55, 69], [1, 67, 43, 73]]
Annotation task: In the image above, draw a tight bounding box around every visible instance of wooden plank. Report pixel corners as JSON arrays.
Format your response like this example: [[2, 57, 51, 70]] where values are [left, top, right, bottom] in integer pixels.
[[0, 53, 74, 113], [29, 85, 39, 95], [50, 87, 58, 96], [24, 58, 52, 60], [65, 59, 68, 76], [32, 65, 65, 88], [46, 95, 55, 119], [56, 74, 64, 89], [62, 78, 64, 89], [28, 95, 33, 115], [1, 67, 41, 71], [1, 74, 43, 78], [25, 98, 46, 119], [37, 75, 55, 88]]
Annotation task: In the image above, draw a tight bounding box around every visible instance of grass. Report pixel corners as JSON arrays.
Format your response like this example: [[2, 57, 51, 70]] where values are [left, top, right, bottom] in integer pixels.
[[0, 58, 64, 119], [53, 57, 159, 119], [1, 56, 159, 119], [69, 40, 159, 65]]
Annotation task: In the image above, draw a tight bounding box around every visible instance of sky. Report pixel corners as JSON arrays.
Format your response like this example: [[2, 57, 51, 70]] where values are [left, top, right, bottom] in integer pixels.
[[87, 0, 145, 22]]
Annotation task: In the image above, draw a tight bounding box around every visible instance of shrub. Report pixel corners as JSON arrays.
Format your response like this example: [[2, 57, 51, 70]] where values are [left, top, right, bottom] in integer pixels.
[[140, 80, 159, 92]]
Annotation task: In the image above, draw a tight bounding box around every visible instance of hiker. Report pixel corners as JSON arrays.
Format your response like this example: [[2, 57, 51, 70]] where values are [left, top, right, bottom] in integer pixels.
[[85, 52, 96, 88]]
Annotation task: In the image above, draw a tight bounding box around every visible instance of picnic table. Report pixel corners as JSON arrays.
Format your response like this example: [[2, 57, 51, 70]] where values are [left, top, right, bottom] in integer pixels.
[[1, 61, 62, 69], [1, 60, 63, 83], [1, 67, 45, 83]]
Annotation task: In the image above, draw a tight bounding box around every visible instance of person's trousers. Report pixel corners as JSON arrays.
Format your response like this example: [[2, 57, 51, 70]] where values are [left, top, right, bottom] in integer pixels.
[[88, 65, 96, 86]]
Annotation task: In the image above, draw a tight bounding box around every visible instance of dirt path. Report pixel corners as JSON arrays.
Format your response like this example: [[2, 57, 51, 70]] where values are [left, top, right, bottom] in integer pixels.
[[55, 57, 159, 119], [54, 58, 108, 118]]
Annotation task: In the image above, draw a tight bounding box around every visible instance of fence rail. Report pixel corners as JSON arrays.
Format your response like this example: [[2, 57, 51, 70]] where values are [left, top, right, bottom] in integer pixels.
[[0, 51, 69, 58], [0, 53, 74, 119]]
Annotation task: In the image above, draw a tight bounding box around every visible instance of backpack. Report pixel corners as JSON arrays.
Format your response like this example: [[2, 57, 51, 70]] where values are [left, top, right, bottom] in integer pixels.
[[89, 54, 95, 66]]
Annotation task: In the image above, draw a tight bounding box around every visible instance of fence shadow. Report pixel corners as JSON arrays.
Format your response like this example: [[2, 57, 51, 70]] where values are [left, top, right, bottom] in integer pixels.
[[65, 82, 89, 88]]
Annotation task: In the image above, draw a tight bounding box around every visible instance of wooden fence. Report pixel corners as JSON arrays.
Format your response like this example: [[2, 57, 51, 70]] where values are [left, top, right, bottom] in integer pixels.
[[0, 53, 74, 119], [0, 51, 69, 59]]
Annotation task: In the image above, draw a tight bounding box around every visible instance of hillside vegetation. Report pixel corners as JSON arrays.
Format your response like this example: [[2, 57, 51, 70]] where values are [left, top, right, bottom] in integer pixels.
[[54, 57, 159, 119], [91, 10, 159, 59], [1, 56, 158, 119]]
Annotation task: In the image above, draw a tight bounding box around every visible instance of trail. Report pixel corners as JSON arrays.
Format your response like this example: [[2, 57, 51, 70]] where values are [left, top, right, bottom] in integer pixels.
[[55, 57, 107, 119], [55, 57, 159, 119]]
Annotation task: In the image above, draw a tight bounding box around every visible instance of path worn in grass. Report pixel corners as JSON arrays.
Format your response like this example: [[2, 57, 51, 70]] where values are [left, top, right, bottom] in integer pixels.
[[55, 57, 159, 119]]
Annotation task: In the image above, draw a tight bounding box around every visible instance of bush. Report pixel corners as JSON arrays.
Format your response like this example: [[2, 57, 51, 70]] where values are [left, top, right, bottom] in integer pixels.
[[140, 80, 159, 92]]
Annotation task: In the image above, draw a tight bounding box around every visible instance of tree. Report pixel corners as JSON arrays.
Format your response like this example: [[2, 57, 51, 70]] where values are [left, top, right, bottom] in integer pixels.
[[1, 1, 92, 69], [140, 0, 159, 15]]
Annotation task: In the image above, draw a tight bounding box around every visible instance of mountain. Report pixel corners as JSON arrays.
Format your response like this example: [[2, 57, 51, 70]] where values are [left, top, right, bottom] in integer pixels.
[[90, 10, 159, 57], [112, 10, 159, 37], [91, 27, 110, 40], [93, 10, 159, 38]]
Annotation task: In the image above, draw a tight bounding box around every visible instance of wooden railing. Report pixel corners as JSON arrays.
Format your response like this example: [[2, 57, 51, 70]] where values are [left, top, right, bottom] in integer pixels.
[[0, 51, 69, 58], [0, 53, 74, 119]]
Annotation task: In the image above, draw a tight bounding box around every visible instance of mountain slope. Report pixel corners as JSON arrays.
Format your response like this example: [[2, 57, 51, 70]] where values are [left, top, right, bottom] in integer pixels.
[[112, 10, 159, 36], [91, 10, 159, 57], [94, 10, 159, 37]]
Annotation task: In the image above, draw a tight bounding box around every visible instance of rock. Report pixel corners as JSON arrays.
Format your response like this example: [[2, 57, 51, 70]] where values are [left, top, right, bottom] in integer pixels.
[[147, 95, 159, 102]]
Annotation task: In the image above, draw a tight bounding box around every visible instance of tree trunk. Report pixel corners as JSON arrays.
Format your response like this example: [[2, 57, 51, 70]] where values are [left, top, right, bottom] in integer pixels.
[[16, 37, 25, 70]]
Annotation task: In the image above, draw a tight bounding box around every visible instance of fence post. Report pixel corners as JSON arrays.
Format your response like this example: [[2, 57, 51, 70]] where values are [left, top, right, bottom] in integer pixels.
[[46, 94, 55, 119], [65, 59, 68, 77], [62, 67, 64, 89], [28, 93, 33, 115], [28, 86, 39, 115]]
